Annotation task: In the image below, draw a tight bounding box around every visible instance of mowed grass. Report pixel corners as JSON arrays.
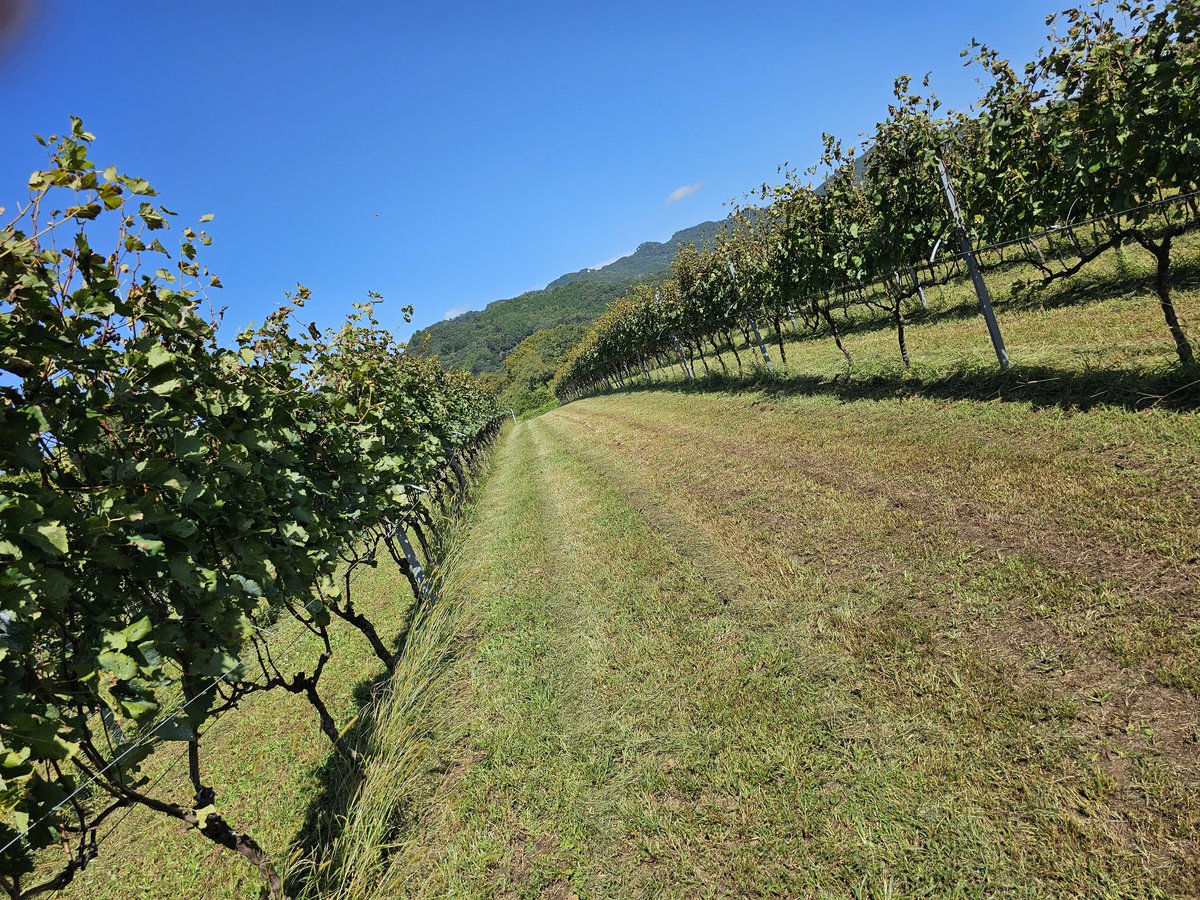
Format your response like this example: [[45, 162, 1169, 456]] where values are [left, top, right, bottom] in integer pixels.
[[354, 249, 1200, 897]]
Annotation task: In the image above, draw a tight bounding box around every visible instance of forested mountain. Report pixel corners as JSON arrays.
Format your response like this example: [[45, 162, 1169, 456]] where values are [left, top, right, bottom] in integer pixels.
[[543, 219, 726, 290], [481, 322, 590, 417], [408, 218, 726, 373]]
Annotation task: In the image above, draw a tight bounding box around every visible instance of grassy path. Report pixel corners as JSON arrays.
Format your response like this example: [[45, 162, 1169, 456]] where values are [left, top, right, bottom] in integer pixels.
[[385, 389, 1199, 899]]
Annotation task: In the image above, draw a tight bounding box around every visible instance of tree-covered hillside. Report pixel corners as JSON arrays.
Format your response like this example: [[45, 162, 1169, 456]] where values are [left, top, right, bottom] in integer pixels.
[[544, 220, 725, 290], [408, 219, 726, 373], [482, 323, 589, 417]]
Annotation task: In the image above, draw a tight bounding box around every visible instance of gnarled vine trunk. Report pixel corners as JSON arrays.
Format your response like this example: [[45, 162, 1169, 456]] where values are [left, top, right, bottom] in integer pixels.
[[1136, 232, 1195, 366]]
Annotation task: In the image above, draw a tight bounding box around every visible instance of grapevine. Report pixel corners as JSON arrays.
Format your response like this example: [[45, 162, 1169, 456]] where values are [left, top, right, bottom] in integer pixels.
[[0, 121, 500, 899], [554, 1, 1200, 400]]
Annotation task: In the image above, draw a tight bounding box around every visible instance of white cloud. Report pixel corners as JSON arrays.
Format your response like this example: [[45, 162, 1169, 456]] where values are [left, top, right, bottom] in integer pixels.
[[442, 304, 469, 320], [588, 252, 629, 271], [664, 181, 703, 206]]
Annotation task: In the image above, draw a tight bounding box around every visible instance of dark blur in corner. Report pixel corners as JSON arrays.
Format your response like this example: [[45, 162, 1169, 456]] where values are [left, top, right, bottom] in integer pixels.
[[0, 0, 34, 63]]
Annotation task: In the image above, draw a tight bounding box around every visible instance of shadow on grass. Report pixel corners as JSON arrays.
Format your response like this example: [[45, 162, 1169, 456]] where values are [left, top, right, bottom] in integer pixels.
[[278, 673, 388, 894], [597, 361, 1200, 413], [279, 604, 428, 895]]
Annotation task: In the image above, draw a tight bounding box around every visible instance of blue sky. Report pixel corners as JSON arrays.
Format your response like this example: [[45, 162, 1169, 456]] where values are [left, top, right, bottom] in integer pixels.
[[0, 1, 1055, 341]]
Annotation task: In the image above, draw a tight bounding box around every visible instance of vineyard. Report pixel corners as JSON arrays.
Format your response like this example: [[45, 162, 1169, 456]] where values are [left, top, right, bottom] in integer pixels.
[[2, 1, 1200, 898], [553, 1, 1200, 400]]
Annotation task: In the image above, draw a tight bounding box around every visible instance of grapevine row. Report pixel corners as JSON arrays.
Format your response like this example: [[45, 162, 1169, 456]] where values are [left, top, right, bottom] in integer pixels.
[[554, 1, 1200, 401], [0, 121, 500, 898]]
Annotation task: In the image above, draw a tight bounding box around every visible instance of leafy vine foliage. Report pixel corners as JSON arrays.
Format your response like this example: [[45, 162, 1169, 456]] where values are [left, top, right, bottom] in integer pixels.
[[554, 1, 1200, 400], [0, 121, 499, 898]]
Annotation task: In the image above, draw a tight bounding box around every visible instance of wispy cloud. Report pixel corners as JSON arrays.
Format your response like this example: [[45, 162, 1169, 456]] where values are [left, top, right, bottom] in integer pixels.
[[442, 304, 469, 321], [664, 181, 703, 206], [589, 252, 630, 271]]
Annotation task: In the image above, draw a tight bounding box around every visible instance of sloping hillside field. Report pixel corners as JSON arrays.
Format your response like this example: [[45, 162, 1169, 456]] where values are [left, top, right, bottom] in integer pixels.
[[354, 375, 1198, 894]]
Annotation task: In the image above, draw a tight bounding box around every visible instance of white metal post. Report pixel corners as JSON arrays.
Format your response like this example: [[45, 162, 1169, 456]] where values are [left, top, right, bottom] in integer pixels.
[[726, 257, 772, 370], [936, 147, 1010, 370]]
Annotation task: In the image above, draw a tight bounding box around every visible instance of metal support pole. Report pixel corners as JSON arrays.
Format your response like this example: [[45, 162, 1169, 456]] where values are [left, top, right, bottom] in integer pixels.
[[936, 148, 1010, 370], [725, 257, 772, 370], [672, 334, 695, 379], [906, 264, 928, 310], [636, 350, 651, 383], [397, 529, 431, 603], [747, 317, 772, 369], [101, 707, 126, 747], [448, 452, 468, 492]]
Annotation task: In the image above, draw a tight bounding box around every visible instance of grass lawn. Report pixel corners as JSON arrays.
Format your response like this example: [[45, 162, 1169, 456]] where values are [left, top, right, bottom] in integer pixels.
[[352, 388, 1198, 897]]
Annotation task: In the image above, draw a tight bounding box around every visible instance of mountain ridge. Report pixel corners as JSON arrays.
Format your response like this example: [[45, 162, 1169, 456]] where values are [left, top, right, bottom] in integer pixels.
[[408, 217, 728, 373]]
